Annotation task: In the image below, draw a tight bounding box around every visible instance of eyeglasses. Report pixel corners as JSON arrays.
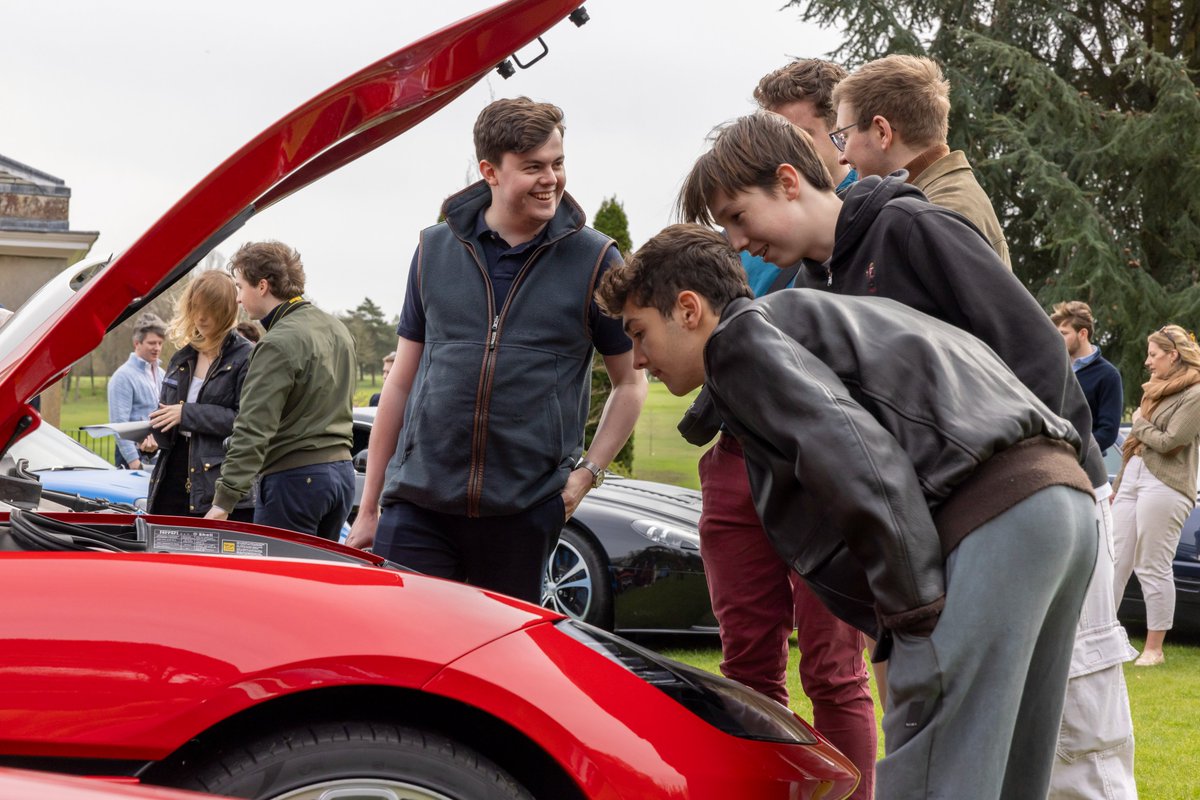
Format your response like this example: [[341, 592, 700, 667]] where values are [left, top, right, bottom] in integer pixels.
[[828, 123, 856, 153], [829, 121, 899, 152]]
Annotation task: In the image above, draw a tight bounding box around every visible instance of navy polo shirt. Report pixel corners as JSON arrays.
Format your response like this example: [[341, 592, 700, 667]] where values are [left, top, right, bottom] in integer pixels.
[[396, 208, 630, 356]]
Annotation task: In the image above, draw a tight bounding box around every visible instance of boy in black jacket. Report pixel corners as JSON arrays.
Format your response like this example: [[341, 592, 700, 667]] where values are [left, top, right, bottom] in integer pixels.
[[679, 112, 1105, 486], [596, 224, 1096, 800]]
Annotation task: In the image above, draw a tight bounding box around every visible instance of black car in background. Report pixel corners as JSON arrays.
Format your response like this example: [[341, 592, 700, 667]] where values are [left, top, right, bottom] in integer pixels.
[[351, 408, 716, 635], [1104, 426, 1200, 632]]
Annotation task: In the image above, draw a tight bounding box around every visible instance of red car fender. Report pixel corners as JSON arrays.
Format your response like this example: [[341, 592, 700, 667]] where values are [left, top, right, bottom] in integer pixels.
[[423, 622, 861, 800]]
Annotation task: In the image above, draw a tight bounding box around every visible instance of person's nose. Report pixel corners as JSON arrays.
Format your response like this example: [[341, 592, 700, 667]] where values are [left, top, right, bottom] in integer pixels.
[[838, 152, 850, 167], [727, 229, 749, 252], [632, 341, 649, 370]]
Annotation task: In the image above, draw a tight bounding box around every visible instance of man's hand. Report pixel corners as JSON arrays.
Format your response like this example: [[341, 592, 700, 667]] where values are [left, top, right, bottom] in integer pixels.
[[205, 505, 230, 521], [138, 434, 159, 454], [560, 468, 593, 521], [128, 459, 143, 471], [347, 506, 379, 550], [149, 402, 183, 432]]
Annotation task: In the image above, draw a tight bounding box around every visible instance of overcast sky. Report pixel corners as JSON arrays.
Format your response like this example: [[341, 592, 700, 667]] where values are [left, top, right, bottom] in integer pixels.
[[3, 0, 838, 318]]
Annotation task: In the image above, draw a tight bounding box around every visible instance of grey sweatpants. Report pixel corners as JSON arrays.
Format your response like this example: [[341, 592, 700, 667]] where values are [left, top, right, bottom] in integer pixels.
[[878, 485, 1098, 800]]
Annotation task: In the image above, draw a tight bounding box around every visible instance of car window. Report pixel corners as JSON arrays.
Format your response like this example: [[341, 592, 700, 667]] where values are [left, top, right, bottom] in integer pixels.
[[9, 424, 114, 472]]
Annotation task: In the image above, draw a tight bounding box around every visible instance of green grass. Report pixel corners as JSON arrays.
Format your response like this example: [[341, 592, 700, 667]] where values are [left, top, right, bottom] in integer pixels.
[[654, 634, 1200, 797], [631, 381, 1200, 798], [631, 382, 706, 489]]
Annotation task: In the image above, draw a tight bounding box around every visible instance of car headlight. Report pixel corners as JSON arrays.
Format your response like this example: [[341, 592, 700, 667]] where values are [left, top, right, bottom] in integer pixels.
[[631, 519, 700, 551], [558, 620, 817, 744]]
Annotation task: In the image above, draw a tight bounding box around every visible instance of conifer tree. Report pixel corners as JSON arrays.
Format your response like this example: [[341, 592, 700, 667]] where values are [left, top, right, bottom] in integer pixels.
[[789, 0, 1200, 404]]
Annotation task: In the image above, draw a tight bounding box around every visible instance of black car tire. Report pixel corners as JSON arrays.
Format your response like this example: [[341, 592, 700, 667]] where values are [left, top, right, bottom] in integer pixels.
[[166, 720, 533, 800], [543, 525, 613, 630]]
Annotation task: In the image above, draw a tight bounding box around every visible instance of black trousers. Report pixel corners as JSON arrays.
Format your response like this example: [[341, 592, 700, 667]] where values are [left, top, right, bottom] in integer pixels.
[[373, 494, 564, 603]]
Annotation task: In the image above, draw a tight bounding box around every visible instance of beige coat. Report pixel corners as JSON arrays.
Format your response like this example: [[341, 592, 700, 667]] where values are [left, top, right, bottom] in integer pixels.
[[1115, 382, 1200, 502], [913, 150, 1012, 270]]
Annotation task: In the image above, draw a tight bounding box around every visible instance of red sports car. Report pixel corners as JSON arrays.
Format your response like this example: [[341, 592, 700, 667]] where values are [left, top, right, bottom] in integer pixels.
[[0, 2, 859, 798]]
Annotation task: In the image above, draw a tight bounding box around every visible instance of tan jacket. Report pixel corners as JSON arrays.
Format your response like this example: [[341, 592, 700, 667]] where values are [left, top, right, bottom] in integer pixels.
[[910, 149, 1012, 270], [1115, 382, 1200, 502]]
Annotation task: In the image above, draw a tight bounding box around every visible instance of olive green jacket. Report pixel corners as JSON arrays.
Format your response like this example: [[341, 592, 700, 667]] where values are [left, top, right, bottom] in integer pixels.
[[213, 302, 356, 511]]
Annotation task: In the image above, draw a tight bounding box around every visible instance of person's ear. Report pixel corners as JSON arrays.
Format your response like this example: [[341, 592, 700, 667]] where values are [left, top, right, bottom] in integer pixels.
[[775, 163, 803, 201], [676, 291, 705, 329], [479, 159, 499, 186], [872, 115, 897, 150]]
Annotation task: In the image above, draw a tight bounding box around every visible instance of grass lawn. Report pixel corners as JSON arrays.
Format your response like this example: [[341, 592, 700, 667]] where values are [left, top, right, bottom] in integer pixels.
[[631, 382, 705, 489], [633, 380, 1200, 799]]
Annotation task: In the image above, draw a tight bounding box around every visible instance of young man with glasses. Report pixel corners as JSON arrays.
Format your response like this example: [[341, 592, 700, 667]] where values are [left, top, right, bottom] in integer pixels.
[[830, 54, 1011, 268]]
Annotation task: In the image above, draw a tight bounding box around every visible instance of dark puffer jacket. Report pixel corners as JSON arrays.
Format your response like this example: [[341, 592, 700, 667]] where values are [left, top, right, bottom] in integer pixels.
[[147, 330, 253, 514]]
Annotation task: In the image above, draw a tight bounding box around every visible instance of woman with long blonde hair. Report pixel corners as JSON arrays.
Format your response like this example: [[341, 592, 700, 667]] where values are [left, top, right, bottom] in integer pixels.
[[146, 270, 255, 519], [1112, 324, 1200, 666]]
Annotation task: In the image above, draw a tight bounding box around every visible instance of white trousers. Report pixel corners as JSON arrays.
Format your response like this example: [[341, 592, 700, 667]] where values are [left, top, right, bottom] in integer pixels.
[[1112, 456, 1192, 631], [1049, 486, 1138, 800]]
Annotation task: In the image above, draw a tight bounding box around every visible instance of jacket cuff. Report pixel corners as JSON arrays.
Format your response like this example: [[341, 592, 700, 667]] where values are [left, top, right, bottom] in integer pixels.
[[880, 595, 945, 637], [212, 484, 243, 513]]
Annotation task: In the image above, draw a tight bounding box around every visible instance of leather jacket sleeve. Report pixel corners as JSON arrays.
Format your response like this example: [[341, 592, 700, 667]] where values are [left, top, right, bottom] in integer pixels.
[[705, 309, 946, 634]]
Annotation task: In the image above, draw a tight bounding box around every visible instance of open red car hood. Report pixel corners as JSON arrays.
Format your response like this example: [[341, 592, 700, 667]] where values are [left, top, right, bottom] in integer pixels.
[[0, 0, 581, 454]]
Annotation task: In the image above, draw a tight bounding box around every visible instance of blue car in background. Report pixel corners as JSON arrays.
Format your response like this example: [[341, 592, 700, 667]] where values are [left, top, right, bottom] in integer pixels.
[[1104, 426, 1200, 633], [7, 422, 148, 510]]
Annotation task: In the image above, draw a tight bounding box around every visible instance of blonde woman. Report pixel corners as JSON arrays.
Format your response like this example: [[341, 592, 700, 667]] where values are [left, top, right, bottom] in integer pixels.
[[1112, 324, 1200, 665], [146, 271, 254, 520]]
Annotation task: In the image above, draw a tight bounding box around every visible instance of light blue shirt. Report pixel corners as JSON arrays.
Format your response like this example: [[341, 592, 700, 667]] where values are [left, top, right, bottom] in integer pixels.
[[1071, 346, 1102, 373], [107, 352, 163, 463]]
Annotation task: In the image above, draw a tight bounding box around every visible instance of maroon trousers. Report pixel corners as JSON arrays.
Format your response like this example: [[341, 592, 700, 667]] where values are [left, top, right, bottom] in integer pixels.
[[699, 433, 876, 799]]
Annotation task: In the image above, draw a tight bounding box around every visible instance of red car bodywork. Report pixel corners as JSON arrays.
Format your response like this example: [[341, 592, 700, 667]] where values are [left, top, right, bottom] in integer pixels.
[[0, 1, 860, 798]]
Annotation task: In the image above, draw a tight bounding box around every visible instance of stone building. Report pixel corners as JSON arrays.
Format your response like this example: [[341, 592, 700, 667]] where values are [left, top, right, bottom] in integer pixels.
[[0, 154, 99, 425]]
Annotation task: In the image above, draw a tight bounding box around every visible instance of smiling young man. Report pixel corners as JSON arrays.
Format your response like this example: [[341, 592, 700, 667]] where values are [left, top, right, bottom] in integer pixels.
[[347, 97, 646, 604], [597, 223, 1097, 800]]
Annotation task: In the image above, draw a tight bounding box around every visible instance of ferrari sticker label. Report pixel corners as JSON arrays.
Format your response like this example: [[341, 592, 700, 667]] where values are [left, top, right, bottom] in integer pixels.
[[152, 528, 219, 553], [221, 538, 268, 557]]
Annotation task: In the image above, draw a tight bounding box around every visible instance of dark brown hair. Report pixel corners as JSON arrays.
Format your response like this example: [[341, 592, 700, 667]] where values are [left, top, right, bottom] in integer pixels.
[[832, 55, 950, 148], [754, 59, 848, 127], [678, 112, 833, 227], [596, 224, 752, 319], [473, 97, 565, 165], [228, 241, 306, 299]]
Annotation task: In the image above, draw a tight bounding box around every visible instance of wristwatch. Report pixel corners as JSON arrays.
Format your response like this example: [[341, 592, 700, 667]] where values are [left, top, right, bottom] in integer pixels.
[[574, 457, 605, 488]]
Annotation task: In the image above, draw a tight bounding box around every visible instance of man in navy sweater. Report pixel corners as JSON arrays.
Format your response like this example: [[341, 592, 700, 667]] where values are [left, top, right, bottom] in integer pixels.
[[1052, 301, 1124, 455]]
